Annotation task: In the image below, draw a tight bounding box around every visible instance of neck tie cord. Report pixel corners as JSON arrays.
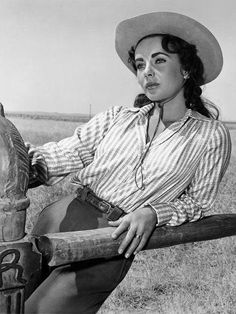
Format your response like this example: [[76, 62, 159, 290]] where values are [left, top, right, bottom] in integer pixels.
[[134, 104, 163, 190]]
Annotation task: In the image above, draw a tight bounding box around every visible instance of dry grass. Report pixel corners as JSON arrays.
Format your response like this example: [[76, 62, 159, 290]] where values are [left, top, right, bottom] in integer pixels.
[[8, 116, 81, 145], [11, 116, 236, 314]]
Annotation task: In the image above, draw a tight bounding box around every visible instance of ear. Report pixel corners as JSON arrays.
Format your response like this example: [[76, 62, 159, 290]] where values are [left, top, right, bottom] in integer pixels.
[[181, 69, 190, 80]]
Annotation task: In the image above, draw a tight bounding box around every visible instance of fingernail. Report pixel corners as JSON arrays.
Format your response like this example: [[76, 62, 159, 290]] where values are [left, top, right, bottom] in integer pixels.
[[112, 234, 117, 239], [125, 253, 129, 258], [134, 251, 137, 255], [118, 249, 123, 254]]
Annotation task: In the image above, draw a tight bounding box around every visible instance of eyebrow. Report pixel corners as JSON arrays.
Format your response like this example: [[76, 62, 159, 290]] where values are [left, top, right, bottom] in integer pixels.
[[135, 52, 170, 62]]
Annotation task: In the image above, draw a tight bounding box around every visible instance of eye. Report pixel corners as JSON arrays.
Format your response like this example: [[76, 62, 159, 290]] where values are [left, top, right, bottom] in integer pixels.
[[135, 62, 145, 70], [155, 58, 166, 64]]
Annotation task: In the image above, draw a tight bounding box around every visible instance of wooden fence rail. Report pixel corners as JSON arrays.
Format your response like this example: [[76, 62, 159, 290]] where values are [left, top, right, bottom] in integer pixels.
[[34, 214, 236, 266]]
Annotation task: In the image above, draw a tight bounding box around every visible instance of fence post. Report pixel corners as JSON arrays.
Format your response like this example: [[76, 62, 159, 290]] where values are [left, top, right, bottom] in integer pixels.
[[0, 105, 41, 314]]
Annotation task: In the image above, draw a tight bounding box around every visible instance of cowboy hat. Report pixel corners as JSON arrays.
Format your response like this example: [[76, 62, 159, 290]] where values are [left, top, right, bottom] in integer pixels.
[[115, 12, 223, 84]]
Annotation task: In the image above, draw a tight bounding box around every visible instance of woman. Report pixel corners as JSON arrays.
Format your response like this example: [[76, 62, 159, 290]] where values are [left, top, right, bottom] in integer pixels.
[[25, 12, 231, 314]]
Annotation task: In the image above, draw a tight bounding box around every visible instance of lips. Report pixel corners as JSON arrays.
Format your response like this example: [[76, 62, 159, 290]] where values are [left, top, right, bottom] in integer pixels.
[[145, 82, 159, 90]]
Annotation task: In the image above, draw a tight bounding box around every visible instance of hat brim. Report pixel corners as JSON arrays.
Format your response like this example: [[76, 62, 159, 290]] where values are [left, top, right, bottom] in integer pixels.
[[115, 12, 223, 84]]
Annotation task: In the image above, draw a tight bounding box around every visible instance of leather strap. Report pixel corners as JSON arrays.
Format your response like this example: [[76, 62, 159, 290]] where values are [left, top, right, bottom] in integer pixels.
[[76, 187, 125, 221]]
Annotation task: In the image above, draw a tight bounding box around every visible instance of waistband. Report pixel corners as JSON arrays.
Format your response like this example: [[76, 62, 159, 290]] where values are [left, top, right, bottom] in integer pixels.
[[76, 186, 125, 221]]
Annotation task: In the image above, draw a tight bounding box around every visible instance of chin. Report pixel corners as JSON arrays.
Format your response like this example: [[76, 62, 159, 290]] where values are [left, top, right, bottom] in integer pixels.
[[146, 94, 161, 102], [146, 90, 171, 102]]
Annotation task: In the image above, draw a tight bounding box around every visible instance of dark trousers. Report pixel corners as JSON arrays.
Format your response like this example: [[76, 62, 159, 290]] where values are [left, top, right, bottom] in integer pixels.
[[25, 194, 134, 314]]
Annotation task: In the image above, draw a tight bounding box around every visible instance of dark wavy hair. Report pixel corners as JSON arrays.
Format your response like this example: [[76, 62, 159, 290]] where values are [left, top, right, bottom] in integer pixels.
[[129, 34, 219, 119]]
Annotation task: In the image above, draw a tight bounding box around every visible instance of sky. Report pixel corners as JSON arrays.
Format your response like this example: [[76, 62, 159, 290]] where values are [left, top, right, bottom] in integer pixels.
[[0, 0, 235, 120]]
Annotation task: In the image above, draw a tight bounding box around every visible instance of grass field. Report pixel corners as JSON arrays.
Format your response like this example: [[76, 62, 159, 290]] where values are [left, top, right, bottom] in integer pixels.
[[8, 115, 236, 314]]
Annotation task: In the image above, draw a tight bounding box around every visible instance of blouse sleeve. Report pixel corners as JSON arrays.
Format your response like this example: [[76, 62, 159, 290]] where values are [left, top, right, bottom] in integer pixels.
[[149, 122, 231, 226], [28, 106, 123, 185]]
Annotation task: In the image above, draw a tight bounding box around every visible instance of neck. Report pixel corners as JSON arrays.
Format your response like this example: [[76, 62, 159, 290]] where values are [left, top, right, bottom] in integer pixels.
[[153, 95, 187, 123], [152, 88, 187, 123]]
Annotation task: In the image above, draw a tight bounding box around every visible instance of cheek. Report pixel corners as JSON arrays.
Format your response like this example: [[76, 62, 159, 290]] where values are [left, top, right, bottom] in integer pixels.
[[136, 73, 144, 86], [165, 66, 183, 85], [170, 63, 182, 78]]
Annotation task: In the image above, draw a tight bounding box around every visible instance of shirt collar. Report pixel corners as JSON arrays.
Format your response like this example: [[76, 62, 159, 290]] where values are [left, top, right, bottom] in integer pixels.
[[165, 109, 211, 129], [128, 104, 211, 122], [127, 103, 155, 115], [189, 109, 211, 121]]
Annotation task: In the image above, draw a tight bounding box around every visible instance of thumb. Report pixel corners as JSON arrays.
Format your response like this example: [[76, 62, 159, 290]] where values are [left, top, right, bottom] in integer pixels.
[[108, 217, 123, 227]]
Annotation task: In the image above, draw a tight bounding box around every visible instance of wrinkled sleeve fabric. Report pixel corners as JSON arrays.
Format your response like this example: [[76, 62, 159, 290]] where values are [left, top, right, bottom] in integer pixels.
[[149, 122, 231, 226], [28, 106, 123, 185]]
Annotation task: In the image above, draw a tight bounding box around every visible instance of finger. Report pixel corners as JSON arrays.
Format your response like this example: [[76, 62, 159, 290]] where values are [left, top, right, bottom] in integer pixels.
[[118, 227, 136, 255], [111, 219, 129, 239], [31, 152, 42, 164], [33, 152, 41, 158], [124, 234, 142, 258], [134, 234, 149, 255], [108, 217, 123, 227], [25, 142, 31, 150]]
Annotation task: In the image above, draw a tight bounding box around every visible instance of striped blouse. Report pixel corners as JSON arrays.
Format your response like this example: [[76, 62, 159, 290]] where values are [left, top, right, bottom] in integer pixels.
[[29, 103, 231, 226]]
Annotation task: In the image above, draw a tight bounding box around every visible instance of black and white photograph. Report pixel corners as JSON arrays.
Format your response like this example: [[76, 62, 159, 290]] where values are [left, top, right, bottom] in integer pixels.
[[0, 1, 235, 313]]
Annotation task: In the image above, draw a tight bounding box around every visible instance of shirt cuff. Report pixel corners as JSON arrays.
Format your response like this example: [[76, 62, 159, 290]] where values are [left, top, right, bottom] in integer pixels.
[[148, 202, 174, 226]]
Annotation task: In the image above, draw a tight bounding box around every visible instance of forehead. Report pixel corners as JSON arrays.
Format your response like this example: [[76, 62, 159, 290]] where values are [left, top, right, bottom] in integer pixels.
[[135, 36, 164, 57]]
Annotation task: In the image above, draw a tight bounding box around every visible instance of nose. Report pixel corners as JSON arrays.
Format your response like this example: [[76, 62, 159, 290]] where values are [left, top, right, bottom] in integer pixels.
[[144, 63, 154, 78]]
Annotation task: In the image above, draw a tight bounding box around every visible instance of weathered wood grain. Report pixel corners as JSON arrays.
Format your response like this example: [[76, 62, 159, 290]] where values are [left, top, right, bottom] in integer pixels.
[[0, 237, 42, 313], [0, 111, 29, 242], [34, 214, 236, 266]]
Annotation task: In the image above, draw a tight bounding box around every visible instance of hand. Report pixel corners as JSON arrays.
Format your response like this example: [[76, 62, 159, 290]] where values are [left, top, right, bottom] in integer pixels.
[[108, 206, 157, 258], [25, 142, 41, 163], [25, 142, 44, 188]]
